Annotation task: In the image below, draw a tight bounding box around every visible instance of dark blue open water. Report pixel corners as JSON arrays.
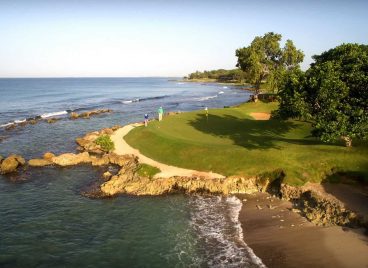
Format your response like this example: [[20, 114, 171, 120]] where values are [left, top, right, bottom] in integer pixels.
[[0, 78, 264, 267]]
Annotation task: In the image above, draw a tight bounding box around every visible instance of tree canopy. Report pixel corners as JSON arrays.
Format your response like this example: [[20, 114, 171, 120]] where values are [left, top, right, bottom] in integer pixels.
[[236, 32, 304, 94], [277, 43, 368, 146], [187, 69, 246, 83]]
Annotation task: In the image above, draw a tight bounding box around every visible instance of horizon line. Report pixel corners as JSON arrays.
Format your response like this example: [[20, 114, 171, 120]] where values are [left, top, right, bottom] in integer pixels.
[[0, 76, 184, 79]]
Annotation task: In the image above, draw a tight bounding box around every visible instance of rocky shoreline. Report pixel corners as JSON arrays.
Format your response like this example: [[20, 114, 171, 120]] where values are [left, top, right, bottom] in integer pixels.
[[2, 109, 112, 131], [1, 124, 367, 232]]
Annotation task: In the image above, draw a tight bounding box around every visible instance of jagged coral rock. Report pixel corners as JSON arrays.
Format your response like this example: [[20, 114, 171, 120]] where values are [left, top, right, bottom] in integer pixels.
[[90, 155, 110, 166], [100, 168, 262, 197], [51, 152, 91, 166], [280, 184, 360, 227], [69, 109, 112, 120]]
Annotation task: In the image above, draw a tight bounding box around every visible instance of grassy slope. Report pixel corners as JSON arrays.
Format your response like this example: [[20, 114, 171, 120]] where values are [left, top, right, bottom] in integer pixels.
[[125, 102, 368, 186]]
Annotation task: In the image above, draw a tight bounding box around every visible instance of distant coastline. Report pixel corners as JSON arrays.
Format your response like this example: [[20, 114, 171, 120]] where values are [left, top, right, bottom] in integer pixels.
[[177, 77, 248, 86]]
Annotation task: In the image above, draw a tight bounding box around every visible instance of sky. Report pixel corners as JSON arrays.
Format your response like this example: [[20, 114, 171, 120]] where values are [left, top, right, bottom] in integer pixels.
[[0, 0, 367, 77]]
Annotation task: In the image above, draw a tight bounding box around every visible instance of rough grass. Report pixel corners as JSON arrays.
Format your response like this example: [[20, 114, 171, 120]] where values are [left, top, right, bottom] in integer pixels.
[[125, 102, 368, 186], [136, 163, 161, 179], [95, 135, 115, 152]]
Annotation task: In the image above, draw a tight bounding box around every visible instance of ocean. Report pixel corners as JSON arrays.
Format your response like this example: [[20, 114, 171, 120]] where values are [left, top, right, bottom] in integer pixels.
[[0, 77, 264, 267]]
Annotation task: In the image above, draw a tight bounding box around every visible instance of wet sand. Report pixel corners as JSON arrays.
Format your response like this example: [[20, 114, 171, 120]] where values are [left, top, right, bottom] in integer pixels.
[[239, 193, 368, 268]]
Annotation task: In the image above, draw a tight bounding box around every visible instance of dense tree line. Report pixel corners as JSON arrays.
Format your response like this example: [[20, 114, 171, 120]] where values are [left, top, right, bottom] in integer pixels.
[[187, 69, 247, 83]]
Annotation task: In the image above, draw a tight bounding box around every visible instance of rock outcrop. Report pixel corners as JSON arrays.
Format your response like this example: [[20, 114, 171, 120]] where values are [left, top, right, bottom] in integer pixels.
[[99, 158, 267, 196], [70, 109, 112, 120], [28, 150, 134, 169], [102, 171, 112, 180], [76, 132, 104, 154], [3, 117, 44, 131], [28, 152, 55, 167], [28, 159, 53, 167], [0, 154, 26, 174], [90, 155, 110, 166], [75, 125, 121, 154], [43, 152, 55, 160], [280, 184, 361, 227], [51, 152, 92, 166], [5, 124, 17, 131], [46, 118, 59, 124], [101, 175, 265, 197]]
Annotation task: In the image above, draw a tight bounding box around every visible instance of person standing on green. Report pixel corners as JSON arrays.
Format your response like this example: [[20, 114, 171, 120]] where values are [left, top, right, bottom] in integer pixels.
[[158, 106, 164, 121]]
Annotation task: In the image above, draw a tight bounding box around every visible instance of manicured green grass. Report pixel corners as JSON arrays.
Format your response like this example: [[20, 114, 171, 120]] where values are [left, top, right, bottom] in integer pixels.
[[136, 163, 161, 179], [125, 102, 368, 186]]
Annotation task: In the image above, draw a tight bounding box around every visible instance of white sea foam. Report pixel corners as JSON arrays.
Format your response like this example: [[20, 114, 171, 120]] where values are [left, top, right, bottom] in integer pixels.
[[189, 195, 265, 267], [122, 98, 139, 104], [0, 122, 15, 128], [40, 111, 68, 119], [223, 86, 228, 89], [218, 91, 225, 94], [195, 95, 218, 101], [14, 119, 26, 123], [226, 196, 266, 267]]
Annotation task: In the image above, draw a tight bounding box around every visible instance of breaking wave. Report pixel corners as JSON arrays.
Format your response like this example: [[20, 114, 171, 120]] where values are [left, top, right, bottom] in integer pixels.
[[189, 195, 265, 267], [40, 110, 68, 119], [0, 110, 72, 128], [195, 95, 218, 101], [121, 95, 168, 104]]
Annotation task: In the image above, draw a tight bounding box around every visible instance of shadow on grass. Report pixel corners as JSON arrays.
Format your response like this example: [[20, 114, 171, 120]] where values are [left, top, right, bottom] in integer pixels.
[[189, 114, 324, 150]]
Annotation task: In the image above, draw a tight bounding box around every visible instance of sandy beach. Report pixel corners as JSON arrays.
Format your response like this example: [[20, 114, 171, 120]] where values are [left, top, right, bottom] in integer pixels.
[[239, 192, 368, 267]]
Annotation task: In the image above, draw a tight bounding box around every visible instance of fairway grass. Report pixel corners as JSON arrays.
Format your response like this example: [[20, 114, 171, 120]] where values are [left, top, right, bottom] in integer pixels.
[[124, 102, 368, 186]]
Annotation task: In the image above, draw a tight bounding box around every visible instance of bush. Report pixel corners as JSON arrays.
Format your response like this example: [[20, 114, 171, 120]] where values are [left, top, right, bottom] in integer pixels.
[[136, 164, 161, 179], [95, 135, 115, 152]]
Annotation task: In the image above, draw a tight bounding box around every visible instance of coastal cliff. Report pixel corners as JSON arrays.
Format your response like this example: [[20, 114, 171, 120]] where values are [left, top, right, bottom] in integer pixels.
[[97, 157, 366, 230]]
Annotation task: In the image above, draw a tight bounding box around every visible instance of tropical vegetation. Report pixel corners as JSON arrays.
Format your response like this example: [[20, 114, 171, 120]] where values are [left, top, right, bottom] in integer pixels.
[[277, 43, 368, 147], [236, 32, 304, 95], [95, 135, 115, 152]]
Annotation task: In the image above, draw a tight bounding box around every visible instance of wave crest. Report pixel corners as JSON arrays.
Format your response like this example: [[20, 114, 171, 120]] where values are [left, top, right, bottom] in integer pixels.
[[40, 111, 68, 119], [189, 195, 265, 267]]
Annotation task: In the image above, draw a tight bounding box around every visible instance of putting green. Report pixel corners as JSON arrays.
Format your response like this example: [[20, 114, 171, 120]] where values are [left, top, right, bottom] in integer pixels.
[[125, 102, 368, 185]]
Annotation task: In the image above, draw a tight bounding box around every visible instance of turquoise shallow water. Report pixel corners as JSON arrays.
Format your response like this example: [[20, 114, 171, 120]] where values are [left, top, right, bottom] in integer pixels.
[[0, 78, 262, 267]]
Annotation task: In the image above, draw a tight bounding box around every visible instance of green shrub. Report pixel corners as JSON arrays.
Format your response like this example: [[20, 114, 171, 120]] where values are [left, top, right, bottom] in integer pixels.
[[136, 164, 161, 179], [95, 135, 115, 152]]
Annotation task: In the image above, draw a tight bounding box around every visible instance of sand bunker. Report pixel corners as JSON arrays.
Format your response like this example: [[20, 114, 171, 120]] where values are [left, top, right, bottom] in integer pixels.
[[250, 112, 271, 120]]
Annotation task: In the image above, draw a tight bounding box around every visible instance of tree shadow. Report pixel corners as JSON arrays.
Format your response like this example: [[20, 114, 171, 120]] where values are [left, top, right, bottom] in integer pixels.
[[188, 113, 325, 150]]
